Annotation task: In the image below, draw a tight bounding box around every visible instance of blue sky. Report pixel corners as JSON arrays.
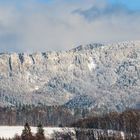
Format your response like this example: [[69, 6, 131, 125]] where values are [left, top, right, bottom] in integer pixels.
[[0, 0, 139, 52], [38, 0, 140, 10], [108, 0, 140, 10]]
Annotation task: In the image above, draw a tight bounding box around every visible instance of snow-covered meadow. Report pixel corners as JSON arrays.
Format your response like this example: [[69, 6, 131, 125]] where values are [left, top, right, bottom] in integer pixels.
[[0, 126, 75, 139], [0, 126, 126, 140]]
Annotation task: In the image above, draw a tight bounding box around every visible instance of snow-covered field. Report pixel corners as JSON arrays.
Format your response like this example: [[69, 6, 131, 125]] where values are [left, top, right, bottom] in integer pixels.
[[0, 126, 75, 139], [0, 126, 126, 140]]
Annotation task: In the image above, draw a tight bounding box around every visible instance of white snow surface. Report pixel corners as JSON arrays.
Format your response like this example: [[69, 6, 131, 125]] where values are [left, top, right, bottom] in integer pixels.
[[0, 126, 75, 139], [0, 126, 126, 140], [87, 57, 96, 71]]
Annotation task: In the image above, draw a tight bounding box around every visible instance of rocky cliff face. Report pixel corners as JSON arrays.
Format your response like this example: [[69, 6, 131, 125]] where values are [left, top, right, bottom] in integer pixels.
[[0, 41, 140, 112]]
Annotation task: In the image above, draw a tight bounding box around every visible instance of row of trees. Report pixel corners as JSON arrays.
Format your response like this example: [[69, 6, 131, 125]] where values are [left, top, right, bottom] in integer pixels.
[[72, 109, 140, 139], [0, 105, 92, 126], [0, 109, 139, 140]]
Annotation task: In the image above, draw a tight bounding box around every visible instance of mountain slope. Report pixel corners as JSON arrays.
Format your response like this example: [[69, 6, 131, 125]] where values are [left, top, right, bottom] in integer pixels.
[[0, 41, 140, 112]]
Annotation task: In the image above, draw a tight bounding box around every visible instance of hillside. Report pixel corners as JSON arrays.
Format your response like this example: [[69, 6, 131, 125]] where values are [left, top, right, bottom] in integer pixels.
[[0, 41, 140, 112]]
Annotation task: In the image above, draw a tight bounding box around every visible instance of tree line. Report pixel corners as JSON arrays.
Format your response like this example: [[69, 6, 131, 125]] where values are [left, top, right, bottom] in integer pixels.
[[72, 109, 140, 139], [0, 108, 139, 140], [0, 105, 92, 126]]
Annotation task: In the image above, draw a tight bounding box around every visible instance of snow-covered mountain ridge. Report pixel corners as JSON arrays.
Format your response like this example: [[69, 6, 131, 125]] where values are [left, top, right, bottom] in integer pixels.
[[0, 41, 140, 112]]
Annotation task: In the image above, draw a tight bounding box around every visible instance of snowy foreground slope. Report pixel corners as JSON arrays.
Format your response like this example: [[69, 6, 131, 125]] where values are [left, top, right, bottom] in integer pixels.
[[0, 41, 140, 112], [0, 126, 75, 139], [0, 126, 125, 140]]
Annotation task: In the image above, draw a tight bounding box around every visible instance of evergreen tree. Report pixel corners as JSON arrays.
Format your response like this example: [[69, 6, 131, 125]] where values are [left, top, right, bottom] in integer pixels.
[[36, 123, 45, 140], [21, 123, 32, 140]]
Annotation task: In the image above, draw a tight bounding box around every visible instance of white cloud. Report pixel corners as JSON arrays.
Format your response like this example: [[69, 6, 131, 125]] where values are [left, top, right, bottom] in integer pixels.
[[0, 0, 139, 52]]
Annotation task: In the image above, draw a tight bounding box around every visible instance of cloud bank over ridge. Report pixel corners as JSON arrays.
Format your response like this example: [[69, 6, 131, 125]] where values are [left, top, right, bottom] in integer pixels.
[[0, 0, 140, 52]]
